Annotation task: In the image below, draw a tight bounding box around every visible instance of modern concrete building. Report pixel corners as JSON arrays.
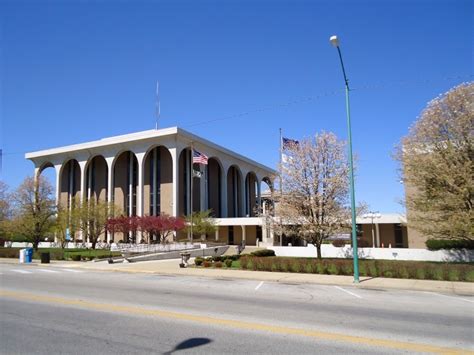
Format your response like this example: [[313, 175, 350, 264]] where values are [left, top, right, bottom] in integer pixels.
[[356, 214, 408, 248], [26, 127, 276, 246]]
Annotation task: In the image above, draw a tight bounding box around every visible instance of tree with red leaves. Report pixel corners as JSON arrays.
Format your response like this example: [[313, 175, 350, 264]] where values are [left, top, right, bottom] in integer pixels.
[[107, 215, 186, 244], [139, 214, 185, 244], [106, 215, 139, 243]]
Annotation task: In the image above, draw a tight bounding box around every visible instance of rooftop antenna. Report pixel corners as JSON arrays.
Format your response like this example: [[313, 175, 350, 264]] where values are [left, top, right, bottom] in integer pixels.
[[155, 81, 160, 130]]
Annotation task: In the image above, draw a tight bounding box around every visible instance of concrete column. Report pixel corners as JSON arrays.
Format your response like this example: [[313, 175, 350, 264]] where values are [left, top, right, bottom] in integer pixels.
[[79, 160, 87, 204], [375, 223, 381, 247], [221, 167, 228, 218], [54, 164, 62, 206], [68, 162, 74, 211], [87, 160, 92, 201], [105, 156, 115, 243], [128, 153, 134, 217], [256, 179, 262, 215], [241, 225, 246, 244], [186, 150, 191, 214], [200, 165, 206, 212], [34, 166, 40, 184], [136, 152, 145, 244], [152, 148, 157, 216], [78, 160, 88, 243], [170, 147, 179, 217], [240, 174, 246, 217], [215, 228, 219, 242], [135, 152, 145, 218]]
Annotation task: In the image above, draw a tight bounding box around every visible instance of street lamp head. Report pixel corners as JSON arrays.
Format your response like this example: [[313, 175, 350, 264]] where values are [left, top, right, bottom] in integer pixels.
[[329, 35, 339, 47]]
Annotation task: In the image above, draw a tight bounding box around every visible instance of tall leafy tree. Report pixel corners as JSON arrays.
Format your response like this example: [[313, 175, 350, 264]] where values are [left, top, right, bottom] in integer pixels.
[[279, 132, 357, 259], [397, 82, 474, 241], [11, 176, 56, 250], [0, 181, 12, 240], [54, 205, 79, 248], [75, 199, 115, 249]]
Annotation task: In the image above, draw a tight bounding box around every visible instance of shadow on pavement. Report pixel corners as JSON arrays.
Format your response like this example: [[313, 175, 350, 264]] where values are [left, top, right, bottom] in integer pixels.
[[163, 337, 212, 354]]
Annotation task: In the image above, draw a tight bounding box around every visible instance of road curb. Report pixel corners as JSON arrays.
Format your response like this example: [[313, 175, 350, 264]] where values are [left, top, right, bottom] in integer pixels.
[[1, 258, 473, 296]]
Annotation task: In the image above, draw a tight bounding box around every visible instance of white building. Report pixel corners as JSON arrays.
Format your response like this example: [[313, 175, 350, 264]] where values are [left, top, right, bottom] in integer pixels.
[[26, 127, 276, 246]]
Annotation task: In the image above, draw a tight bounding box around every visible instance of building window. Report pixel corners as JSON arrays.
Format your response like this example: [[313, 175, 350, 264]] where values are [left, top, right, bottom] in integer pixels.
[[394, 224, 404, 248]]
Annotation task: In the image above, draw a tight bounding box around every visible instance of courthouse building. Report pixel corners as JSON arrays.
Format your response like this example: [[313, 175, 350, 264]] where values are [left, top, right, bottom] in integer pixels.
[[26, 127, 276, 246]]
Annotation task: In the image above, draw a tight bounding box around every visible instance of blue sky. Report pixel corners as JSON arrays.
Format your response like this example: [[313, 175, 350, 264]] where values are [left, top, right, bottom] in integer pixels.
[[1, 0, 472, 213]]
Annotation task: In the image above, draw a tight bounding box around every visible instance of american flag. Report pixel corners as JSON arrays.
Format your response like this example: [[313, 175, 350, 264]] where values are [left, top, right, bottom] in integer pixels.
[[282, 137, 299, 149], [193, 149, 208, 165]]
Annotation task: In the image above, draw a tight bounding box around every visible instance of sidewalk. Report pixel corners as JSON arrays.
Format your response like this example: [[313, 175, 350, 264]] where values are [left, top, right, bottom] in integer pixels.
[[2, 258, 473, 296]]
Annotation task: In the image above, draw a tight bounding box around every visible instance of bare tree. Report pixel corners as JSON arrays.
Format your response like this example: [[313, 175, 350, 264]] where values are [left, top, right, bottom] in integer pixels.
[[396, 82, 474, 241], [279, 132, 355, 259], [11, 176, 56, 250]]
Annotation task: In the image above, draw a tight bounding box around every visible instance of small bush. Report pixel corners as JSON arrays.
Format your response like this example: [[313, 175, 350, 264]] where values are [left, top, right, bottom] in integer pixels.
[[214, 261, 223, 268], [71, 254, 82, 261], [203, 261, 211, 268], [465, 270, 474, 282], [195, 257, 204, 266], [341, 262, 353, 275], [398, 267, 410, 279], [332, 239, 347, 247], [327, 264, 338, 275], [426, 239, 474, 250], [250, 249, 276, 257], [359, 262, 367, 276], [224, 259, 232, 268], [278, 258, 291, 272], [240, 256, 250, 269], [316, 262, 326, 274], [289, 259, 303, 273], [7, 235, 30, 243], [415, 268, 426, 280], [431, 268, 444, 281], [447, 269, 460, 281], [0, 248, 20, 258], [213, 256, 222, 262]]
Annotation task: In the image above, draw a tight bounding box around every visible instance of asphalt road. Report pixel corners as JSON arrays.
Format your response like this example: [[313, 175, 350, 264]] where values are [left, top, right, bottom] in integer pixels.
[[1, 263, 473, 354]]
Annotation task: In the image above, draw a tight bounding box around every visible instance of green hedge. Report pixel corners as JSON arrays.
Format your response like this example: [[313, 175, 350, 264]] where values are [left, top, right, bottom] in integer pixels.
[[238, 256, 474, 282], [426, 239, 474, 250], [0, 247, 120, 261], [250, 249, 276, 257]]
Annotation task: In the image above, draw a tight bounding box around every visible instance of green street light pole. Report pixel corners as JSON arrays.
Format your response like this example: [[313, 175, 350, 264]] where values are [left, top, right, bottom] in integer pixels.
[[330, 35, 359, 283]]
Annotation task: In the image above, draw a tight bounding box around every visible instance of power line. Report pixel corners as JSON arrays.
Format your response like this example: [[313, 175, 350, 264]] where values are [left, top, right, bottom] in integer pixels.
[[2, 75, 472, 156]]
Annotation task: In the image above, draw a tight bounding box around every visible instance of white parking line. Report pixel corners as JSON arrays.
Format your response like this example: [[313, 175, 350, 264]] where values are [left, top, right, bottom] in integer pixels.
[[37, 269, 59, 273], [334, 286, 362, 299], [424, 291, 474, 304], [62, 269, 83, 273], [11, 269, 33, 274], [255, 281, 264, 291]]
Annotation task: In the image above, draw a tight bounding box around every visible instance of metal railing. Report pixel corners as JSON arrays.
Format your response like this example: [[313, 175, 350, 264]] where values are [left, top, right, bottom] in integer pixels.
[[112, 242, 200, 256]]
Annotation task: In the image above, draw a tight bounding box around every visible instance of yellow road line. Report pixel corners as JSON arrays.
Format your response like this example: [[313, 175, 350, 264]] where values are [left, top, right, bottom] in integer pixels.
[[0, 289, 469, 355]]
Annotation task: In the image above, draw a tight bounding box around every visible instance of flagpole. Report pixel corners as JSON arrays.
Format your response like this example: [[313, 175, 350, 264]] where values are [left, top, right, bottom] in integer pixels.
[[155, 81, 160, 130], [190, 145, 194, 243], [279, 128, 283, 246]]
